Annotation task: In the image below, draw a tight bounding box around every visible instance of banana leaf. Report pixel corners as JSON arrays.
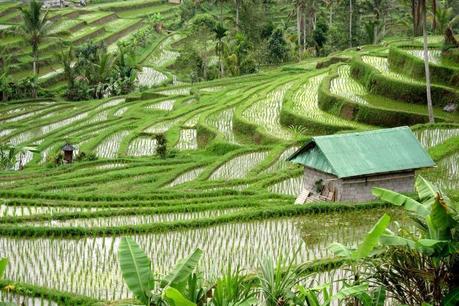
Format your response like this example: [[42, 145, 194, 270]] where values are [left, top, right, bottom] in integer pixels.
[[119, 237, 155, 305], [415, 176, 438, 207], [161, 248, 203, 289], [163, 287, 196, 306], [372, 187, 428, 217], [353, 214, 391, 259]]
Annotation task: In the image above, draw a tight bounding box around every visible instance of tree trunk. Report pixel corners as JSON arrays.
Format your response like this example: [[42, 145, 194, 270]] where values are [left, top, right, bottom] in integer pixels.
[[329, 5, 333, 28], [303, 13, 306, 53], [444, 27, 459, 47], [235, 0, 240, 29], [32, 49, 38, 99], [412, 0, 424, 36], [349, 0, 353, 48], [297, 5, 301, 56], [220, 57, 224, 78], [432, 0, 436, 32], [422, 0, 434, 124]]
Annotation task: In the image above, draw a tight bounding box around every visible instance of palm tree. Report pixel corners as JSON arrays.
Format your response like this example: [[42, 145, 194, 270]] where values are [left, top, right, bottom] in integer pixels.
[[16, 0, 55, 78], [434, 6, 459, 47], [57, 45, 75, 90], [213, 23, 227, 78]]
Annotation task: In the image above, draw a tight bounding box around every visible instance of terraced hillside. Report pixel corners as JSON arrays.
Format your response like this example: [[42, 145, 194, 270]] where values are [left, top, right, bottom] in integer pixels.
[[1, 25, 459, 306], [0, 0, 180, 92]]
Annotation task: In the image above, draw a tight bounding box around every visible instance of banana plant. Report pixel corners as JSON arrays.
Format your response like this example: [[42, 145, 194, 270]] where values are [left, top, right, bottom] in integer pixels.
[[328, 213, 391, 260], [372, 176, 459, 258], [118, 237, 203, 306], [372, 176, 459, 306]]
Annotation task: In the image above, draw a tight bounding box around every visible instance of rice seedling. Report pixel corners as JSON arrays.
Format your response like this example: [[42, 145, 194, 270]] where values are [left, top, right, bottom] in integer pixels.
[[291, 74, 365, 129], [8, 111, 89, 145], [421, 152, 458, 191], [0, 291, 57, 306], [406, 49, 442, 65], [361, 56, 418, 83], [157, 87, 191, 96], [330, 65, 368, 105], [95, 131, 129, 159], [88, 110, 109, 123], [242, 83, 294, 139], [137, 67, 168, 87], [167, 167, 205, 187], [146, 99, 175, 111], [263, 147, 299, 173], [13, 150, 33, 170], [27, 209, 242, 228], [268, 176, 303, 196], [183, 114, 200, 128], [210, 152, 269, 180], [127, 137, 157, 156], [0, 204, 106, 218], [206, 108, 238, 144], [95, 163, 127, 170], [414, 35, 444, 44], [200, 86, 225, 93], [0, 128, 15, 138], [175, 129, 197, 150], [97, 98, 125, 110], [145, 34, 181, 68], [0, 209, 401, 300], [113, 107, 128, 117], [414, 128, 459, 148], [144, 119, 179, 133]]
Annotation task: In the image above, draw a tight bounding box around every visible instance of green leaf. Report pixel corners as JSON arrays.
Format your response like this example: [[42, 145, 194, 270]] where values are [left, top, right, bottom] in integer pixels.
[[328, 242, 352, 258], [429, 196, 457, 240], [163, 287, 197, 306], [161, 248, 203, 289], [0, 258, 7, 279], [379, 235, 416, 249], [334, 283, 369, 301], [352, 214, 391, 260], [415, 176, 438, 207], [371, 286, 386, 306], [118, 237, 155, 305], [372, 188, 428, 217], [443, 287, 459, 306]]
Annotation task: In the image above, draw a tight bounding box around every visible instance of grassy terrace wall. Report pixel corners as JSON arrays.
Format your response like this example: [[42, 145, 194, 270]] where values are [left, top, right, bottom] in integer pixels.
[[318, 71, 430, 127], [350, 55, 459, 107], [389, 46, 459, 88]]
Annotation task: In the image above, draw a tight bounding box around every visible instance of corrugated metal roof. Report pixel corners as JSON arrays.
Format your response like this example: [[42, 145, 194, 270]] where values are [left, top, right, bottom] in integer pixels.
[[288, 127, 435, 178]]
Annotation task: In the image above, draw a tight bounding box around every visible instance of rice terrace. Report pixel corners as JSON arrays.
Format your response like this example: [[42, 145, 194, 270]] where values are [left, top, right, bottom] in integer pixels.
[[0, 0, 458, 305]]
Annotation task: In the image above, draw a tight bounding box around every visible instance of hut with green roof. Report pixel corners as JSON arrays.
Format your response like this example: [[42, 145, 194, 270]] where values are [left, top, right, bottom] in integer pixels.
[[288, 126, 435, 203]]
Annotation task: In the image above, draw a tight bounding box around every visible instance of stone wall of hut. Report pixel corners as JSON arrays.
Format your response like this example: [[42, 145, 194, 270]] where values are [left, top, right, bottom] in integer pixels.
[[337, 171, 415, 202], [303, 168, 415, 202]]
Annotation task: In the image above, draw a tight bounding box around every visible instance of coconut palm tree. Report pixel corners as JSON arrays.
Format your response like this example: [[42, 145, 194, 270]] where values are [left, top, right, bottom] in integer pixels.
[[16, 0, 55, 78], [434, 6, 459, 47], [213, 23, 228, 77]]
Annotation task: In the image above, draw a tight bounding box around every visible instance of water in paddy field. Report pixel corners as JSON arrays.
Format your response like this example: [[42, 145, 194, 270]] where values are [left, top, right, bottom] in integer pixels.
[[0, 208, 406, 300]]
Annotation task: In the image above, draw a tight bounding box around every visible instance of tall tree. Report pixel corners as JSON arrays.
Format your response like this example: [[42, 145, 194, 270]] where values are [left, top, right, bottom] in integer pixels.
[[411, 0, 425, 36], [16, 0, 54, 78], [421, 0, 434, 123], [349, 0, 353, 47], [213, 23, 228, 77]]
